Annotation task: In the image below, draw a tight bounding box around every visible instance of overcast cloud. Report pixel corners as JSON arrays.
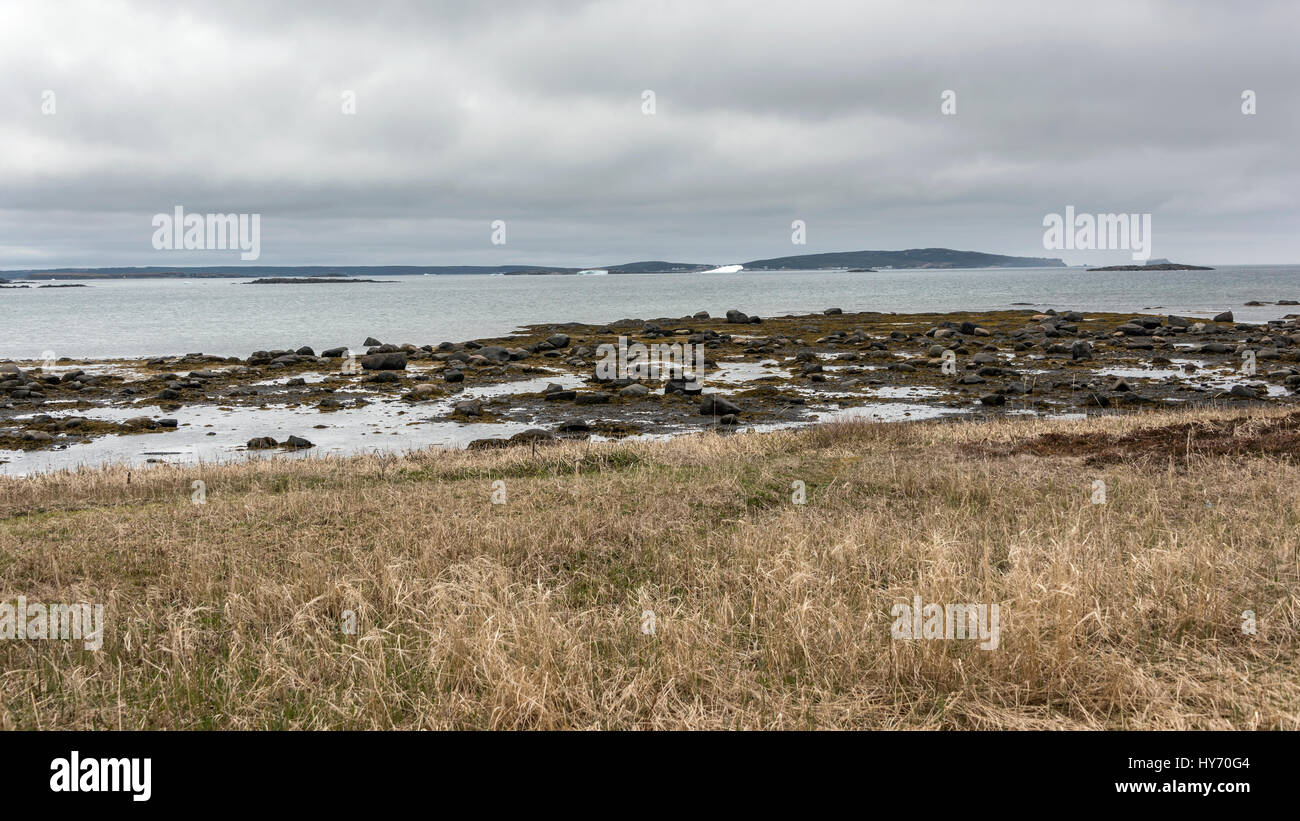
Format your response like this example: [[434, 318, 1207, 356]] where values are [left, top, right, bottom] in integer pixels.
[[1, 0, 1296, 269]]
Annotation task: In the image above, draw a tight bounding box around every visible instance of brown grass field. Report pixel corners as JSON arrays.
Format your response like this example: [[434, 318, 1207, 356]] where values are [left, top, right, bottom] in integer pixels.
[[1, 404, 1297, 729]]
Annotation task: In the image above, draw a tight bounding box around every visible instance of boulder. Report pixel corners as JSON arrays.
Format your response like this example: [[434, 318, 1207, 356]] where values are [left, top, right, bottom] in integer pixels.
[[361, 352, 407, 371], [699, 394, 741, 416], [510, 428, 555, 444]]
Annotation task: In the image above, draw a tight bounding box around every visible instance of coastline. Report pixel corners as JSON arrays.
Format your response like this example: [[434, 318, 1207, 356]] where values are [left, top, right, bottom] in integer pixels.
[[3, 307, 1298, 475]]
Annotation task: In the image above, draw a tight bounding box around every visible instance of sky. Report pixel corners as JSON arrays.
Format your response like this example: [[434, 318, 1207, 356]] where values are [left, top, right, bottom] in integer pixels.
[[1, 0, 1297, 270]]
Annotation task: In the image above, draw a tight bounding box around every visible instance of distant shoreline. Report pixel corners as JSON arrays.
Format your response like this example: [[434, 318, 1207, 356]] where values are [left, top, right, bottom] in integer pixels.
[[0, 247, 1069, 279], [244, 277, 392, 285]]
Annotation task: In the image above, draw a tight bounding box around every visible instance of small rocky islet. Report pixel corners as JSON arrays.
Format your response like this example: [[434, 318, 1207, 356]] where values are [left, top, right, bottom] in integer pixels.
[[3, 306, 1300, 458]]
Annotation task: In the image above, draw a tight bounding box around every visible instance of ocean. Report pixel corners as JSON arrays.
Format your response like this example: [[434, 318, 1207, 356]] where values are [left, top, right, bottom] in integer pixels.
[[3, 265, 1299, 361]]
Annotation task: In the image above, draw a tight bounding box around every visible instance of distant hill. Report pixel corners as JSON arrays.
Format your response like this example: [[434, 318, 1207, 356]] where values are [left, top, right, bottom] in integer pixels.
[[741, 248, 1066, 270], [3, 248, 1065, 278], [0, 265, 572, 279], [602, 261, 712, 273]]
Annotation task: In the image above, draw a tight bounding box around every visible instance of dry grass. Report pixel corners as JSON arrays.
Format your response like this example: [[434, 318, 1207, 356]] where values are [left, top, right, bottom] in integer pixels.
[[1, 405, 1297, 729]]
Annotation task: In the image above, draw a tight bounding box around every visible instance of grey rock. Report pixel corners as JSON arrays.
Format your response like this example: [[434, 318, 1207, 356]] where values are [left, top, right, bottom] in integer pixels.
[[699, 394, 741, 416]]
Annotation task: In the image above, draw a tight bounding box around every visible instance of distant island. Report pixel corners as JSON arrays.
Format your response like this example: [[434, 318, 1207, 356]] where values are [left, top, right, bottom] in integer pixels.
[[244, 277, 391, 284], [1087, 263, 1214, 271], [1, 248, 1068, 279], [740, 248, 1065, 270]]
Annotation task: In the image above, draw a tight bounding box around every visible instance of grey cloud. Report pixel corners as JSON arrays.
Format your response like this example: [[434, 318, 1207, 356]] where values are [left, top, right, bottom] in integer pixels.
[[1, 0, 1296, 268]]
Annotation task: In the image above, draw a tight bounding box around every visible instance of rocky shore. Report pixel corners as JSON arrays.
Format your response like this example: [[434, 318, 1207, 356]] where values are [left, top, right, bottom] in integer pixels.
[[4, 307, 1300, 468]]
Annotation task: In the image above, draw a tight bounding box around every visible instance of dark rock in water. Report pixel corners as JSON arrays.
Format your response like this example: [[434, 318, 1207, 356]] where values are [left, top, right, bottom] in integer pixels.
[[247, 436, 278, 449], [157, 418, 178, 428], [1213, 311, 1234, 323], [158, 388, 181, 400], [546, 333, 570, 349], [1071, 341, 1093, 360], [364, 337, 381, 347], [284, 435, 314, 449], [361, 352, 407, 370], [510, 428, 555, 444], [443, 369, 464, 383], [664, 378, 703, 396], [700, 394, 741, 416], [576, 392, 612, 405], [545, 390, 577, 401], [295, 346, 314, 356], [286, 377, 306, 386], [824, 308, 843, 315], [555, 421, 592, 434], [725, 309, 749, 323], [321, 347, 348, 358], [978, 393, 1006, 406]]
